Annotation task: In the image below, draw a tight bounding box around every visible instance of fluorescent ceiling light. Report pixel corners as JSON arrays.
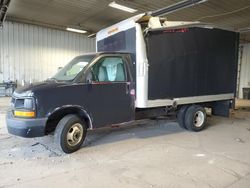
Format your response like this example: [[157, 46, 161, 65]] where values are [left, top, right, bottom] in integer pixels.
[[88, 33, 96, 38], [109, 1, 137, 13], [66, 28, 87, 34]]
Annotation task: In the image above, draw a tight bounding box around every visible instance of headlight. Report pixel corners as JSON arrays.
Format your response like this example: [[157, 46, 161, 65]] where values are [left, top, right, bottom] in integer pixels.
[[24, 98, 35, 110], [14, 98, 35, 110], [12, 97, 36, 118]]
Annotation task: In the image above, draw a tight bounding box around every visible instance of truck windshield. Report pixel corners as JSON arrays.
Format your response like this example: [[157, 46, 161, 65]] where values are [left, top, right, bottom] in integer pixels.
[[52, 55, 95, 81]]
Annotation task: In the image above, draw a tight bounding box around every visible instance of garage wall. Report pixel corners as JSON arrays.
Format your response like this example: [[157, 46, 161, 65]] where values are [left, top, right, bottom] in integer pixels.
[[239, 43, 250, 99], [0, 21, 95, 85]]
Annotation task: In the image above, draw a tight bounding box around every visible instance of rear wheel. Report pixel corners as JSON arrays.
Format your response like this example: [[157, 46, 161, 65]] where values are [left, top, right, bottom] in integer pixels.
[[185, 105, 207, 132], [54, 114, 87, 153], [177, 105, 188, 129]]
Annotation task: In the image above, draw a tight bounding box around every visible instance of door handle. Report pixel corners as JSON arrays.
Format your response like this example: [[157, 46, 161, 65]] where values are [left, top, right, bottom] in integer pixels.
[[126, 82, 130, 94]]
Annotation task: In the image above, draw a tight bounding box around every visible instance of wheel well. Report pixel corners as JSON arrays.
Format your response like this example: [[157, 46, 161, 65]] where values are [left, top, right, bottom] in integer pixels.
[[45, 107, 92, 135]]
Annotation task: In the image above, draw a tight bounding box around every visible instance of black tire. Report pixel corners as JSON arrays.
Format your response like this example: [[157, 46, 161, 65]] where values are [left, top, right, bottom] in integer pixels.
[[54, 114, 87, 153], [177, 105, 189, 129], [185, 105, 207, 132]]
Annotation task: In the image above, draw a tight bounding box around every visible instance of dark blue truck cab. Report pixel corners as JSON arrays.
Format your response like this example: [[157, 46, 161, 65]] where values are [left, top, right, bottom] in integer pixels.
[[7, 52, 136, 153]]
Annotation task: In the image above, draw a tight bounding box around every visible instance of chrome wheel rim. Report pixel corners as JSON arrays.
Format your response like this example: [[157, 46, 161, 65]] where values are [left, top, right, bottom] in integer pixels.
[[193, 111, 205, 128], [66, 123, 83, 146]]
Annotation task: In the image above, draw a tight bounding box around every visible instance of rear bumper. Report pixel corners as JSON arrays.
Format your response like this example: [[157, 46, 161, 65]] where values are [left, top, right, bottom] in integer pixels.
[[6, 111, 47, 138]]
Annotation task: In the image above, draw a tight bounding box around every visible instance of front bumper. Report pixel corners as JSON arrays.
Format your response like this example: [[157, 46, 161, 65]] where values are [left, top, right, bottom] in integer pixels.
[[6, 111, 47, 138]]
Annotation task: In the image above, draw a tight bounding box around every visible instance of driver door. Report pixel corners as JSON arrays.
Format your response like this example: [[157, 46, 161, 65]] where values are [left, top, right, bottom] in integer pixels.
[[85, 55, 135, 128]]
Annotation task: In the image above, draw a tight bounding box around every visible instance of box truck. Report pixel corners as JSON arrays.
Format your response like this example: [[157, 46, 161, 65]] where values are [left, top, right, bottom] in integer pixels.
[[7, 14, 239, 153]]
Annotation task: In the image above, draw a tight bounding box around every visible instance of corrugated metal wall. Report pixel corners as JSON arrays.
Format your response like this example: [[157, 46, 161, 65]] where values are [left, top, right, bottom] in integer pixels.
[[239, 43, 250, 99], [0, 21, 95, 85]]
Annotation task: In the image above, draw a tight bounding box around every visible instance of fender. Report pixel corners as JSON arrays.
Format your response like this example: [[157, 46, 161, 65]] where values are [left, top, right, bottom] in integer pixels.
[[46, 105, 93, 129]]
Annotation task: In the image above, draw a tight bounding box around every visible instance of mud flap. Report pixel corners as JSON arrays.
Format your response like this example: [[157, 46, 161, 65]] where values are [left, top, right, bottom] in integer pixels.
[[211, 100, 232, 117]]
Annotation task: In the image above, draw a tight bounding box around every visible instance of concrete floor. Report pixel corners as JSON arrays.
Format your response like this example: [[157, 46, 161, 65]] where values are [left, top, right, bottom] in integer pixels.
[[1, 97, 250, 188]]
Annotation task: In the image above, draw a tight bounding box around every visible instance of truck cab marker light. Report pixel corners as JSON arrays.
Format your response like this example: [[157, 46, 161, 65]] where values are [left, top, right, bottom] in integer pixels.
[[164, 28, 189, 33], [109, 1, 137, 13], [108, 27, 119, 35]]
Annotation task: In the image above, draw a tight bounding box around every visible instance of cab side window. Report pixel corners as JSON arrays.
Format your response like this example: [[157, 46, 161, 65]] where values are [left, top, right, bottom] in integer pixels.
[[91, 57, 126, 82]]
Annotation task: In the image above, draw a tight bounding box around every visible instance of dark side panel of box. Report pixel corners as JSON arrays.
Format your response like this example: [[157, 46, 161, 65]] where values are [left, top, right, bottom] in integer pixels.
[[146, 27, 239, 100]]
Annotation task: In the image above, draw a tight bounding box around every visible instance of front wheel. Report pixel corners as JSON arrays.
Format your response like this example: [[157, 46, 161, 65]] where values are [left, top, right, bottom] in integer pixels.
[[54, 114, 87, 153], [185, 105, 207, 132]]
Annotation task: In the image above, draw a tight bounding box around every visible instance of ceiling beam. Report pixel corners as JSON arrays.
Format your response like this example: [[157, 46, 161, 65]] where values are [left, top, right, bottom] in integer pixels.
[[151, 0, 208, 17]]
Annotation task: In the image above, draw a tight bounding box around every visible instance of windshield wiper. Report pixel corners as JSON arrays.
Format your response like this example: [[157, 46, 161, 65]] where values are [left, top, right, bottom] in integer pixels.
[[47, 77, 58, 82]]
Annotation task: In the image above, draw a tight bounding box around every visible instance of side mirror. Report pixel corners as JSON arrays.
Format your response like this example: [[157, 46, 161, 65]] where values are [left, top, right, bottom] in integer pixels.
[[86, 72, 94, 84], [87, 78, 92, 84]]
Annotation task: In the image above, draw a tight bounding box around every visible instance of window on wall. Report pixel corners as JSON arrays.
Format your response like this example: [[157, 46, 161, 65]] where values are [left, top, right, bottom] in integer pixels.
[[91, 57, 126, 82]]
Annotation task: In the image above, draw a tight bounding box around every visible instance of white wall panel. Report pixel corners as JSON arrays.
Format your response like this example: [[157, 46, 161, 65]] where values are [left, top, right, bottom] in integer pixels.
[[0, 21, 95, 85], [239, 43, 250, 99]]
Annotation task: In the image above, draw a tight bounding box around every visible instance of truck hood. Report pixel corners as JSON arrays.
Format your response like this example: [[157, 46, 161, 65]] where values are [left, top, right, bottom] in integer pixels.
[[14, 81, 67, 97]]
